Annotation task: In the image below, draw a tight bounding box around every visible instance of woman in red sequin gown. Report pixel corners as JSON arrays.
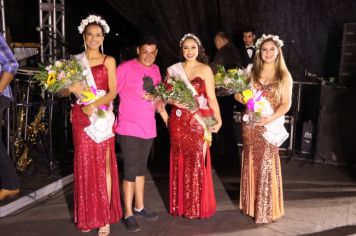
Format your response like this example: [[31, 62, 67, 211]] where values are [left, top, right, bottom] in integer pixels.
[[69, 18, 122, 234], [235, 35, 293, 223], [168, 34, 222, 219]]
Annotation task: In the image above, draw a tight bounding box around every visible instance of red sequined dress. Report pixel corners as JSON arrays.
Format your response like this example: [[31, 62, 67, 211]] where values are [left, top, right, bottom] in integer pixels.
[[71, 60, 122, 230], [239, 82, 284, 223], [169, 77, 216, 219]]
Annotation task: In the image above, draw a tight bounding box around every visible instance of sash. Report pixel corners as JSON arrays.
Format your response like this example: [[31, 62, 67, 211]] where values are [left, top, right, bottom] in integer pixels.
[[263, 116, 289, 147], [74, 52, 97, 92], [167, 62, 198, 96]]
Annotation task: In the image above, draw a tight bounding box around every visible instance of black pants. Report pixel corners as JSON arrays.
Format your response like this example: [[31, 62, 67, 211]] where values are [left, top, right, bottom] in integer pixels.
[[0, 95, 19, 190], [215, 95, 239, 160], [116, 134, 153, 182]]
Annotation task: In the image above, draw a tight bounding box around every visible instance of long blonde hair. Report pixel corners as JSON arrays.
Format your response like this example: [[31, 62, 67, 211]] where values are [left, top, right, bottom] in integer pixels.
[[250, 38, 290, 102]]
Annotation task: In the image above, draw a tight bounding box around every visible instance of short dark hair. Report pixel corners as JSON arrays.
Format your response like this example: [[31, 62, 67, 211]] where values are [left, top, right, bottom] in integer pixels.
[[242, 27, 255, 35], [138, 35, 158, 48], [215, 31, 230, 41]]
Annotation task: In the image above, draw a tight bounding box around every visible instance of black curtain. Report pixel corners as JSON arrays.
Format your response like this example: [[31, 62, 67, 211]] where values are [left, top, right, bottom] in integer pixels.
[[218, 0, 356, 80], [106, 0, 356, 80], [105, 0, 220, 70]]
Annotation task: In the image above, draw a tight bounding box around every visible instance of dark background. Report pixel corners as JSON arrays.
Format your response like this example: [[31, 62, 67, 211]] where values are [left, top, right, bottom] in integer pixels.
[[5, 0, 356, 81], [4, 0, 356, 166]]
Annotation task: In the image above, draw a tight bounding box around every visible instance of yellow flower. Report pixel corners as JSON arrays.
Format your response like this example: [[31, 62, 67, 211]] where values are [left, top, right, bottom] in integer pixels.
[[81, 90, 97, 103], [227, 68, 238, 74], [242, 89, 253, 103], [47, 73, 56, 85]]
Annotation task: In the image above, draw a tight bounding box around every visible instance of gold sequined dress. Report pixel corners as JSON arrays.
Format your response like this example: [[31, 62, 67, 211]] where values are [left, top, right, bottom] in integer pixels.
[[239, 82, 284, 223]]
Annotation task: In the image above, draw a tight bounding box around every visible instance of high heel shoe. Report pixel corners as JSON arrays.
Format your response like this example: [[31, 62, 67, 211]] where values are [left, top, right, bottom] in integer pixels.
[[98, 224, 110, 236], [0, 188, 20, 201]]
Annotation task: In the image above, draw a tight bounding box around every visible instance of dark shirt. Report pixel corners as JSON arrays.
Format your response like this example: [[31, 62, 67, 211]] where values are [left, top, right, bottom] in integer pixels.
[[210, 42, 242, 74]]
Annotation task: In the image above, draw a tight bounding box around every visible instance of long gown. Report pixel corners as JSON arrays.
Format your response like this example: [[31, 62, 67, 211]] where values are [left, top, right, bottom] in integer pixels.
[[239, 82, 284, 223], [169, 77, 216, 219], [72, 61, 122, 230]]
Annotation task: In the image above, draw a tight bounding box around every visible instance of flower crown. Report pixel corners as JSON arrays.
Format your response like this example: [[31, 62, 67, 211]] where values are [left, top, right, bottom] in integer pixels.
[[255, 34, 284, 50], [179, 33, 202, 47], [78, 15, 110, 34]]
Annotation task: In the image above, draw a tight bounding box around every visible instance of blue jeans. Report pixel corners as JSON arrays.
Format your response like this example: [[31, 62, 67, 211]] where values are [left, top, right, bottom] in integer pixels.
[[0, 95, 19, 189]]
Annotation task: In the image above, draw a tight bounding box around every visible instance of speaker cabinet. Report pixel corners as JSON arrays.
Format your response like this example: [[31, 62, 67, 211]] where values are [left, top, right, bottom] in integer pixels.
[[339, 23, 356, 87], [315, 84, 356, 165]]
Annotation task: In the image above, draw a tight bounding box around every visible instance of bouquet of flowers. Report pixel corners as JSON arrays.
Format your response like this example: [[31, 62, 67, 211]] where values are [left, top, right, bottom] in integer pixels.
[[241, 88, 273, 123], [242, 88, 289, 146], [148, 76, 217, 128], [34, 58, 87, 96], [34, 58, 103, 113], [214, 65, 249, 96]]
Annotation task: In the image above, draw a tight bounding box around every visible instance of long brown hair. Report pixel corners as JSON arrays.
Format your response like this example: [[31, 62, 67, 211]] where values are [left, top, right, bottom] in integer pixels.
[[250, 38, 290, 102]]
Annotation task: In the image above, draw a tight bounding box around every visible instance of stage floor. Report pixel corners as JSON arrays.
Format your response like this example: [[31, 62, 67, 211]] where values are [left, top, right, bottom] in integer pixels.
[[0, 157, 356, 236]]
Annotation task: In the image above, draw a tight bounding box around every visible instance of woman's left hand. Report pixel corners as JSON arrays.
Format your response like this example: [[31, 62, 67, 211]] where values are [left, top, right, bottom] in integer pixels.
[[82, 103, 96, 116], [209, 120, 222, 133], [255, 116, 272, 126]]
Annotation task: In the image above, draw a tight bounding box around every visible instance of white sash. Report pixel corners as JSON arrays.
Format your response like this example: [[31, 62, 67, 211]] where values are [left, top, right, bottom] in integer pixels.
[[167, 62, 198, 96], [74, 52, 97, 91], [263, 116, 289, 147]]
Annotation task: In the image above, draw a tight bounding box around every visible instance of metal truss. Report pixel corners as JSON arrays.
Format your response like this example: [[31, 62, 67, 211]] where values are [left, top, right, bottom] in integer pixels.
[[39, 0, 66, 62]]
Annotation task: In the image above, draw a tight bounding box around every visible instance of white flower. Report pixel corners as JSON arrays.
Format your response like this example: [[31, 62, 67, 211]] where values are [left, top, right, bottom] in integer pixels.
[[255, 34, 284, 50], [82, 69, 89, 76], [242, 114, 250, 122], [179, 33, 202, 47], [237, 69, 245, 76], [78, 14, 110, 34], [57, 70, 65, 81], [54, 60, 62, 67]]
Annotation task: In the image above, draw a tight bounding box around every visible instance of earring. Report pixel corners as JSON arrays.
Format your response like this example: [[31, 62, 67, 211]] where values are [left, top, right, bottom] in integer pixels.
[[101, 44, 104, 54], [84, 42, 87, 52]]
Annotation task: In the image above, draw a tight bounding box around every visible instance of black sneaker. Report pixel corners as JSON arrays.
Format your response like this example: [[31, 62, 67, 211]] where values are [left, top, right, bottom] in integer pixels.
[[133, 208, 159, 221], [123, 216, 140, 232]]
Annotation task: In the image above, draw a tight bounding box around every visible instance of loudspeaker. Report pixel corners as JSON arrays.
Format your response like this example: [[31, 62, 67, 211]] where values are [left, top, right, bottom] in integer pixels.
[[315, 84, 356, 165], [299, 121, 313, 155], [292, 82, 320, 157], [339, 23, 356, 87]]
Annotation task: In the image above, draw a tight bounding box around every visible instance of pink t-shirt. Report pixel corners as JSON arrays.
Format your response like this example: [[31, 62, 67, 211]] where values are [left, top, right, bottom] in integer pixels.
[[115, 59, 161, 139]]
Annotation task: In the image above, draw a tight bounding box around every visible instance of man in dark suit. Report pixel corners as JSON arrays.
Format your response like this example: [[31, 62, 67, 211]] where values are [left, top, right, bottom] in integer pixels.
[[239, 28, 256, 68], [210, 31, 242, 73], [210, 32, 241, 167]]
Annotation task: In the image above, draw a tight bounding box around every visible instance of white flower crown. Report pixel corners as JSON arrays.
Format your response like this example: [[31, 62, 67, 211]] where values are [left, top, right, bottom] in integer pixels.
[[179, 33, 202, 47], [78, 15, 110, 34], [255, 34, 284, 50]]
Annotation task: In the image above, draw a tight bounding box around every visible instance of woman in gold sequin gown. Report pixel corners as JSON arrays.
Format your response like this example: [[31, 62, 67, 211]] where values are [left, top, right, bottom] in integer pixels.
[[235, 34, 293, 223]]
